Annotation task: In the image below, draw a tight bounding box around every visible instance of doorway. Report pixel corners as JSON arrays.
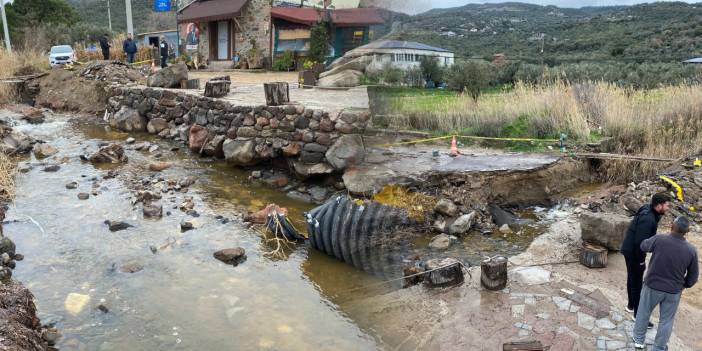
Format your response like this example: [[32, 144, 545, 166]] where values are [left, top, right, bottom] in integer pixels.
[[217, 21, 229, 60]]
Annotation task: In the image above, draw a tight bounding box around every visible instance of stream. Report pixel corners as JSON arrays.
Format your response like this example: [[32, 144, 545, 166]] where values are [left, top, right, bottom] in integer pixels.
[[3, 111, 572, 350]]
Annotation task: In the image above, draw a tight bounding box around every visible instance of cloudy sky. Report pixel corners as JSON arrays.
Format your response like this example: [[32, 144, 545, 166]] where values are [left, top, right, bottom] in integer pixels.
[[388, 0, 698, 14]]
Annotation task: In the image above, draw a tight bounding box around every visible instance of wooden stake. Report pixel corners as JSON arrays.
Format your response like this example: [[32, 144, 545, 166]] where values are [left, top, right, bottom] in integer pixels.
[[481, 256, 508, 291]]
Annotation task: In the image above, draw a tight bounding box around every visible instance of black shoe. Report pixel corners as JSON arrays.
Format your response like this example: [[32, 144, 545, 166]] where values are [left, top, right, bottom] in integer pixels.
[[648, 321, 655, 329]]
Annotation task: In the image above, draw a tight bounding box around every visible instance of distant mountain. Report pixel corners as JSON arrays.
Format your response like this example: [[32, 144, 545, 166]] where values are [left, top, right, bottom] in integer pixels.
[[387, 1, 702, 63]]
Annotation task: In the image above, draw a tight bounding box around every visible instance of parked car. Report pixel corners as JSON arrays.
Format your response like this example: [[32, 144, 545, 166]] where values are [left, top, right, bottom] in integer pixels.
[[49, 45, 75, 66]]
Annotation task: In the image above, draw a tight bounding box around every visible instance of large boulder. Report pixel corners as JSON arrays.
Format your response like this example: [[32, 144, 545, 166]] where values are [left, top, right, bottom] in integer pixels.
[[147, 63, 188, 88], [222, 139, 257, 166], [109, 106, 146, 132], [320, 55, 373, 79], [342, 165, 397, 196], [146, 118, 169, 134], [317, 69, 363, 88], [325, 135, 365, 171], [0, 129, 34, 154], [449, 212, 476, 235], [202, 135, 225, 158], [88, 144, 127, 163], [292, 161, 334, 178], [580, 211, 630, 251], [188, 124, 208, 152]]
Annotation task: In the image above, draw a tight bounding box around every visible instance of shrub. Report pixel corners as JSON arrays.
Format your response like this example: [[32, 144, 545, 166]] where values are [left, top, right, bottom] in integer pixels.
[[446, 60, 493, 100], [420, 56, 443, 83], [309, 22, 329, 64], [273, 50, 294, 71], [404, 66, 424, 87]]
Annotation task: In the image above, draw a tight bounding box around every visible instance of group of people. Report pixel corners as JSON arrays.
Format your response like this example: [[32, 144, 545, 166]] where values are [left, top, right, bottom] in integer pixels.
[[98, 33, 170, 68], [621, 193, 699, 350]]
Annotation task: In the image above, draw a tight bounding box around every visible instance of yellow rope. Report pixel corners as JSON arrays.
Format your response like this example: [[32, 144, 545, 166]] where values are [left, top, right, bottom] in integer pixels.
[[659, 175, 684, 202]]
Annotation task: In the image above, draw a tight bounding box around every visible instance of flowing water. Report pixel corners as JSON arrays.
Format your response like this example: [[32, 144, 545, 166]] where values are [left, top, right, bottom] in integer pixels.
[[3, 111, 569, 350]]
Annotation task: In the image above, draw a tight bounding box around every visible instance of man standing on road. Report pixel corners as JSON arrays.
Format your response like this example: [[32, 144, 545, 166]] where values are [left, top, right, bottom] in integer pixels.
[[159, 36, 169, 68], [621, 193, 671, 325], [633, 216, 699, 350], [99, 33, 111, 60], [123, 33, 138, 64]]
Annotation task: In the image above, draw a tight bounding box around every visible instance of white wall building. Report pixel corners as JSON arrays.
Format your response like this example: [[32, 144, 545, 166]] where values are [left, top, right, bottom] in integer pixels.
[[349, 40, 455, 71]]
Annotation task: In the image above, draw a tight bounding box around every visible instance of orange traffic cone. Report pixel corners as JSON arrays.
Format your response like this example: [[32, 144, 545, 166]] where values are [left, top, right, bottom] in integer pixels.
[[450, 136, 459, 157]]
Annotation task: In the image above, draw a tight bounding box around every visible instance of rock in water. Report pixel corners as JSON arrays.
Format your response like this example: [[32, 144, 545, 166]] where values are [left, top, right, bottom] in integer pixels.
[[222, 139, 257, 166], [32, 143, 58, 158], [428, 234, 456, 250], [147, 63, 188, 88], [148, 162, 172, 172], [120, 261, 144, 273], [77, 193, 90, 200], [105, 220, 133, 232], [43, 165, 60, 172], [64, 293, 90, 315], [214, 247, 247, 266], [325, 135, 365, 171], [109, 106, 147, 132], [188, 124, 208, 152], [88, 144, 128, 163], [0, 129, 34, 154], [434, 198, 458, 217], [180, 219, 194, 232], [65, 181, 78, 189], [0, 237, 16, 256], [449, 212, 476, 235], [143, 202, 163, 218]]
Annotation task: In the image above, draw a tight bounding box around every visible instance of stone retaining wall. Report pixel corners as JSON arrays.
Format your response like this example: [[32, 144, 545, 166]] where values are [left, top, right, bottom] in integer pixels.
[[106, 86, 369, 178]]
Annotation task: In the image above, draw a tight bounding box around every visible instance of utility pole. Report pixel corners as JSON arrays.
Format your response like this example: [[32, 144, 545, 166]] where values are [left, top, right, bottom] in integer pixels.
[[0, 0, 11, 53], [107, 0, 112, 31], [125, 0, 133, 35]]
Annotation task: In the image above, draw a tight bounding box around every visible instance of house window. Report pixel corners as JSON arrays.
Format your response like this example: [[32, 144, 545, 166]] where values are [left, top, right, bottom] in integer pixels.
[[352, 31, 364, 45]]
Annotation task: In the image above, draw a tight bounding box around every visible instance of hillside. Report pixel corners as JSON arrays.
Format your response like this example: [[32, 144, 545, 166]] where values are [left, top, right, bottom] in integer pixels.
[[388, 1, 702, 63]]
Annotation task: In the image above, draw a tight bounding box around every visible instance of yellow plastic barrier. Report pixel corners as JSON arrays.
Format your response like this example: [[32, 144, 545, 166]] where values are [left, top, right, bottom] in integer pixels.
[[659, 175, 684, 202]]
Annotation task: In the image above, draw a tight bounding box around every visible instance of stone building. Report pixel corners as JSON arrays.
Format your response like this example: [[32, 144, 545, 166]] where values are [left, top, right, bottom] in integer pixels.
[[178, 0, 273, 68]]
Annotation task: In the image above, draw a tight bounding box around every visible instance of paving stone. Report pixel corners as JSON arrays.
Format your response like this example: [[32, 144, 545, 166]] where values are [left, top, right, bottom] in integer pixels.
[[511, 304, 525, 319], [605, 340, 626, 350], [569, 304, 581, 313], [536, 312, 551, 320], [577, 312, 596, 330], [553, 296, 572, 311], [596, 336, 607, 350], [596, 318, 616, 330], [611, 312, 624, 323], [525, 296, 536, 305], [518, 329, 530, 337]]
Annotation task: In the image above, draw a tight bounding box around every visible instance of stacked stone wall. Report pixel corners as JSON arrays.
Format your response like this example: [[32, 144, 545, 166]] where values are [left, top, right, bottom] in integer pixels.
[[107, 86, 369, 177]]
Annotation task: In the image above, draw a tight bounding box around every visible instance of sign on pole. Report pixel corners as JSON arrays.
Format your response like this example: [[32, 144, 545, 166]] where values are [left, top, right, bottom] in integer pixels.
[[153, 0, 170, 12]]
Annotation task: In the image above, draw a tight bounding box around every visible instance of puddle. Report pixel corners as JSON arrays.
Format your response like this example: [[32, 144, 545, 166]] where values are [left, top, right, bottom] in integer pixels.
[[3, 111, 572, 350]]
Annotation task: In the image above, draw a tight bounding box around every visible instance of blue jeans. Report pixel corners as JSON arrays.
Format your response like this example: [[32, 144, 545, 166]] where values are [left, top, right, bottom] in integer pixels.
[[633, 285, 681, 350], [126, 53, 134, 64]]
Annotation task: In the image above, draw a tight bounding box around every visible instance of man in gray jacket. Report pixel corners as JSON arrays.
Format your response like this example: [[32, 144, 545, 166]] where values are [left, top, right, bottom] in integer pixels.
[[633, 216, 699, 350]]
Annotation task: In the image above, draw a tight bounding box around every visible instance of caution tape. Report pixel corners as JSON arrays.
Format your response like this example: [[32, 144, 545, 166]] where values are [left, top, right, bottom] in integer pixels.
[[659, 175, 684, 202], [374, 134, 560, 148]]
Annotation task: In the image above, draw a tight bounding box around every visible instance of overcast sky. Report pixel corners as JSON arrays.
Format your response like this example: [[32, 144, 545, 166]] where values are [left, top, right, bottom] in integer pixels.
[[391, 0, 698, 14]]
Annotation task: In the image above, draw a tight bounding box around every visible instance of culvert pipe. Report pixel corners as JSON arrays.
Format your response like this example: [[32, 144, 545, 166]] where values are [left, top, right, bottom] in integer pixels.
[[304, 197, 412, 270]]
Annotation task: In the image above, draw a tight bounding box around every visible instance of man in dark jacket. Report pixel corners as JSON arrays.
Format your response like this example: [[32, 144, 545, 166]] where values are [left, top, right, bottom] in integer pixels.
[[633, 216, 698, 350], [159, 36, 168, 68], [123, 33, 138, 64], [621, 193, 671, 321], [99, 34, 111, 60]]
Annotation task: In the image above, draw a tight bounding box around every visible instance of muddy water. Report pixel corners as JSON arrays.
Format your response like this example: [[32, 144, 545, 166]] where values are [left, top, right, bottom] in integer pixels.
[[3, 112, 562, 350]]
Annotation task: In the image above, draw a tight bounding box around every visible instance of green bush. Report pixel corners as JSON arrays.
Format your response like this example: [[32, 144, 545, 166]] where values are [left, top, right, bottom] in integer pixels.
[[309, 22, 329, 64], [404, 66, 424, 87], [445, 60, 493, 100], [273, 50, 294, 71], [420, 56, 443, 83]]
